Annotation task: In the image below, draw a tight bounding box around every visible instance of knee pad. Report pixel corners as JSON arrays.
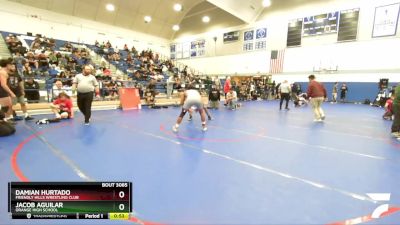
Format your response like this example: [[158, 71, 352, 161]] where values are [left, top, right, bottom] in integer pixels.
[[179, 109, 187, 118]]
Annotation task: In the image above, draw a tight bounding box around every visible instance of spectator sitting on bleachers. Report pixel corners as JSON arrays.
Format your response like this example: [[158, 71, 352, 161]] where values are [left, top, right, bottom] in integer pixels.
[[61, 72, 73, 87], [57, 55, 67, 69], [104, 79, 119, 100], [66, 55, 77, 72], [16, 44, 27, 55], [80, 49, 91, 65], [5, 34, 14, 45], [31, 40, 41, 51], [126, 54, 133, 64], [149, 72, 164, 82], [48, 38, 56, 50], [131, 46, 138, 57], [26, 52, 39, 69], [123, 44, 129, 52], [71, 49, 80, 62], [48, 65, 59, 78], [103, 67, 112, 77], [37, 50, 49, 69], [48, 51, 58, 65], [105, 40, 112, 49], [147, 79, 157, 93], [5, 34, 22, 54], [9, 40, 19, 53], [95, 67, 103, 76], [64, 42, 73, 52], [24, 78, 40, 103], [22, 62, 35, 77], [52, 80, 72, 98], [132, 71, 141, 80], [13, 52, 25, 73]]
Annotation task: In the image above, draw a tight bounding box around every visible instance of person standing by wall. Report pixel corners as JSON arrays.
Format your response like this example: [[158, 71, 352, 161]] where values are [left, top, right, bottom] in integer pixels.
[[279, 80, 291, 110], [223, 76, 231, 105], [332, 82, 338, 103], [72, 65, 99, 125], [166, 74, 176, 99], [340, 83, 348, 103], [307, 75, 327, 122]]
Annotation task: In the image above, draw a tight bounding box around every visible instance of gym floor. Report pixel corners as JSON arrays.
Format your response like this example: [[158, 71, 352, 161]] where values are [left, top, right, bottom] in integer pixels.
[[1, 101, 400, 225]]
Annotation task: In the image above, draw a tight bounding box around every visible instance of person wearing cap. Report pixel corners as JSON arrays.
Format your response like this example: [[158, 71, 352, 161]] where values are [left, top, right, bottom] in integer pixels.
[[0, 58, 17, 121], [72, 65, 99, 125]]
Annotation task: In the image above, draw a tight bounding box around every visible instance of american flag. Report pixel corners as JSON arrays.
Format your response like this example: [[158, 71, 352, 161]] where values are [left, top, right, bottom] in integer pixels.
[[269, 49, 285, 74]]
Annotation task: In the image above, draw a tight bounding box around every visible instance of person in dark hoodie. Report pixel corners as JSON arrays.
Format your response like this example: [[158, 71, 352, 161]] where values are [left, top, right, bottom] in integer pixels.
[[209, 86, 221, 109]]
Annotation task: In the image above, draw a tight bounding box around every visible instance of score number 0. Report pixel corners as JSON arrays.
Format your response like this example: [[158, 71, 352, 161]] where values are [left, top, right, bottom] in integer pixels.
[[118, 191, 125, 211]]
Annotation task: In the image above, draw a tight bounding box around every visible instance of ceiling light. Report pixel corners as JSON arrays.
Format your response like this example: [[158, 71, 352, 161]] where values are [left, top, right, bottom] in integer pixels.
[[174, 3, 183, 12], [144, 16, 152, 23], [202, 16, 210, 23], [172, 25, 180, 31], [105, 3, 115, 11], [262, 0, 271, 7]]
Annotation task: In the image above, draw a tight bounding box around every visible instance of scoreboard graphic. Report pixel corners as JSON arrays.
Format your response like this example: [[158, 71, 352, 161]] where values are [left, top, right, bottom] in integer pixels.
[[9, 182, 132, 220], [303, 12, 339, 36]]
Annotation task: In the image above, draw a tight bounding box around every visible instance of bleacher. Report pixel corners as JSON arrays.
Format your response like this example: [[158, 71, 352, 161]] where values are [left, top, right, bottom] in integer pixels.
[[1, 30, 218, 111], [87, 44, 171, 95]]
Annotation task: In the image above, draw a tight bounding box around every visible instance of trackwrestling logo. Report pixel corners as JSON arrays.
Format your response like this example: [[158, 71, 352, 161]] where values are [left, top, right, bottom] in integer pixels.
[[367, 193, 391, 218]]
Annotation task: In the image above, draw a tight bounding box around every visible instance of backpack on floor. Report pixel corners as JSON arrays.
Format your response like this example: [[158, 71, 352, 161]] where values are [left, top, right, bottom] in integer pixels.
[[0, 121, 15, 137]]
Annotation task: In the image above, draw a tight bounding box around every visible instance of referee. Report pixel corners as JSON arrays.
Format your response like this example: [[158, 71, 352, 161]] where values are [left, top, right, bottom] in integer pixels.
[[279, 80, 291, 110], [72, 65, 99, 125]]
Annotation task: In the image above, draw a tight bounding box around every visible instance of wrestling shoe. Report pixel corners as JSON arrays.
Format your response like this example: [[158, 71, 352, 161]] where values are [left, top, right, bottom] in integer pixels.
[[25, 116, 35, 121]]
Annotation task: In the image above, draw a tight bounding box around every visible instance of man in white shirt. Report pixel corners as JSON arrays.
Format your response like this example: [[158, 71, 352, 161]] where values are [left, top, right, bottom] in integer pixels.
[[279, 80, 291, 110], [226, 89, 238, 110], [52, 80, 72, 99], [72, 65, 100, 125]]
